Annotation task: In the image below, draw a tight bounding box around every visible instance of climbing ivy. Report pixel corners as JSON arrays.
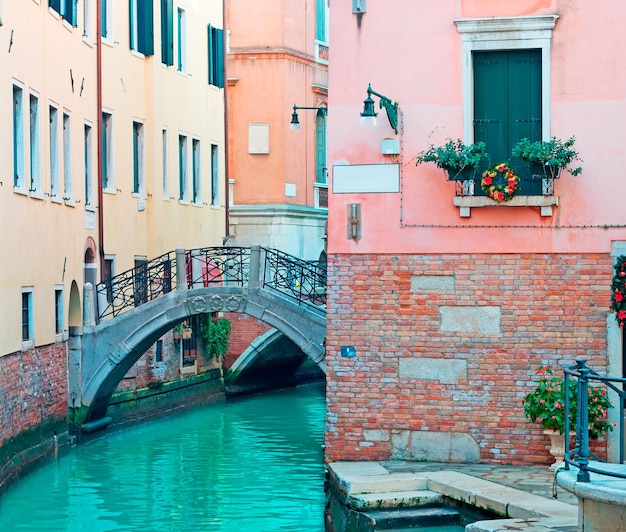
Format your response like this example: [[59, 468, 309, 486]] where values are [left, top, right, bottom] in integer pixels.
[[201, 315, 231, 359]]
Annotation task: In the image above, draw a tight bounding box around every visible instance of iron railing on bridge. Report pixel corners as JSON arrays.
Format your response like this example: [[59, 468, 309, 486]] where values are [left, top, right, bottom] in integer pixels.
[[96, 251, 177, 320], [261, 247, 327, 308], [564, 359, 626, 481], [95, 246, 325, 321]]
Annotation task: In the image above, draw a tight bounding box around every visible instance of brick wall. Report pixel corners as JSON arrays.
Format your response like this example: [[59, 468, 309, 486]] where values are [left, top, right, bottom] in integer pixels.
[[0, 343, 67, 448], [325, 253, 611, 465], [223, 312, 272, 369]]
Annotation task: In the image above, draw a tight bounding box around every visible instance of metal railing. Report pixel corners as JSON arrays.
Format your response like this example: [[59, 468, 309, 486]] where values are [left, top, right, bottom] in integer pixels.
[[94, 246, 325, 321], [261, 247, 327, 308], [184, 246, 251, 288], [96, 251, 177, 320], [564, 359, 626, 481]]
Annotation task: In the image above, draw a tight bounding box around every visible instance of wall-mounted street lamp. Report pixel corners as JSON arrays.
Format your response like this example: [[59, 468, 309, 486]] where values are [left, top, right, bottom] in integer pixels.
[[290, 105, 327, 131], [360, 84, 399, 134]]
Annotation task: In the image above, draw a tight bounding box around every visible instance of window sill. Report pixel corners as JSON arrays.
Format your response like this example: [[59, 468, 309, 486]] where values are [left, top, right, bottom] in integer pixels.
[[453, 195, 558, 218]]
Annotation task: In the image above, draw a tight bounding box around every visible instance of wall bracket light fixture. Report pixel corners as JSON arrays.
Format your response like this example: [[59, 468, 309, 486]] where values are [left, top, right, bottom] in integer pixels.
[[290, 105, 328, 130], [360, 84, 399, 134]]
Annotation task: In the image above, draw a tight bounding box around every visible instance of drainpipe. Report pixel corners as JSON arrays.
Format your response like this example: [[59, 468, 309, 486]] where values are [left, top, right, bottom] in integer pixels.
[[96, 0, 105, 279], [222, 0, 230, 244]]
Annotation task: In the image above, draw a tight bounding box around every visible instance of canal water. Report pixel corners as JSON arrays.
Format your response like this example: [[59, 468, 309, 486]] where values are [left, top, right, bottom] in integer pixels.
[[0, 383, 326, 531]]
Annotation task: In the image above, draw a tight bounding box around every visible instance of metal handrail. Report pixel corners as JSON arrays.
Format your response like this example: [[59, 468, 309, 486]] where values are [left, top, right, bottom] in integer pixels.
[[261, 247, 327, 308], [96, 251, 177, 320], [564, 359, 626, 481], [184, 246, 251, 288]]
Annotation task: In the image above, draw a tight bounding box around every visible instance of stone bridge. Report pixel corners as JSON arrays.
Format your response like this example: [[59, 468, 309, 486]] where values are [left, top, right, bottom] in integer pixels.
[[68, 245, 326, 429]]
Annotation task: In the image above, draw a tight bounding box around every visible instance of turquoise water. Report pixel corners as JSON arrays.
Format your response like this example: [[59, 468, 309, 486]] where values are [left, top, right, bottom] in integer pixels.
[[0, 383, 326, 531]]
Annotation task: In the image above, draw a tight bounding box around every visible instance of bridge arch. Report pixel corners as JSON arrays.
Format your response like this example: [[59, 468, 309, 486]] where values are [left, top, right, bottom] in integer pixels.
[[77, 282, 325, 426]]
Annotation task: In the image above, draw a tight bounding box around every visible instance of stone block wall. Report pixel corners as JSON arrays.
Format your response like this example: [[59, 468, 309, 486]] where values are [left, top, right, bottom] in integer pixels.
[[325, 253, 611, 465]]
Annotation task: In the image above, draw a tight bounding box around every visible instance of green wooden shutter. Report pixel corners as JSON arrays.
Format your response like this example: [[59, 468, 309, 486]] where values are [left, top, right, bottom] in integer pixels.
[[473, 49, 542, 195], [208, 25, 224, 88], [49, 0, 61, 14], [161, 0, 173, 65], [316, 0, 326, 42], [133, 0, 154, 56], [133, 123, 140, 194]]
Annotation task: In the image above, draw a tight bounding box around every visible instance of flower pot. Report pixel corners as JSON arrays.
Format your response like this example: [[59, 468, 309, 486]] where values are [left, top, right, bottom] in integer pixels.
[[445, 166, 477, 181], [544, 429, 575, 471]]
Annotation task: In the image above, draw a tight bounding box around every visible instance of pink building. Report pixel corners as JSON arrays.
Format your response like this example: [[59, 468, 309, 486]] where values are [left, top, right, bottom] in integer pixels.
[[325, 1, 626, 465]]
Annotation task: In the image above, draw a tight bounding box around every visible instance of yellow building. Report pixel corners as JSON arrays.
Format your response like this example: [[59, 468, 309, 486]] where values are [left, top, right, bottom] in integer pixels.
[[0, 0, 226, 463]]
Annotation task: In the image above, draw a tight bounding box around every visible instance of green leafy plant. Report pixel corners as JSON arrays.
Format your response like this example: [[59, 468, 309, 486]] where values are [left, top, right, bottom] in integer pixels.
[[512, 136, 582, 177], [522, 366, 613, 438], [416, 139, 487, 177], [201, 315, 231, 359]]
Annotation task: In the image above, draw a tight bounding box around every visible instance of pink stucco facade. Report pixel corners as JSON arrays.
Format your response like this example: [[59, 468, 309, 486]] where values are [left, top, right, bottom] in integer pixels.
[[326, 1, 626, 464]]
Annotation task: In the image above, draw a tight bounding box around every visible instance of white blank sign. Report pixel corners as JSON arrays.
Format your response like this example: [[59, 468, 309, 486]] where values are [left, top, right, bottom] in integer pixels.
[[332, 164, 399, 193]]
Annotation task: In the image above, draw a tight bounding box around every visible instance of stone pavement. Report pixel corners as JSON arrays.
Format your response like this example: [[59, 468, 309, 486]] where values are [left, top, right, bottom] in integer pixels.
[[380, 461, 578, 506], [327, 461, 579, 531]]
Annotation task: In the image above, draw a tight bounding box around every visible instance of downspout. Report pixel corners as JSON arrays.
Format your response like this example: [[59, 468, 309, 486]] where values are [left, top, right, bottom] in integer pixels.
[[222, 0, 230, 244], [96, 0, 105, 279]]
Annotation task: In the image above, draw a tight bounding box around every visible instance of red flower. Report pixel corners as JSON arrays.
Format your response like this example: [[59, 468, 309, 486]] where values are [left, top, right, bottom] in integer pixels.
[[619, 310, 626, 321], [497, 163, 506, 172], [616, 292, 624, 303], [496, 191, 504, 201], [484, 175, 492, 186], [621, 272, 626, 278]]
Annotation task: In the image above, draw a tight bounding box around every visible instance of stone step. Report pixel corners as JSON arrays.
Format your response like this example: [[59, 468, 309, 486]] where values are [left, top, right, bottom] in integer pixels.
[[367, 506, 461, 530], [348, 489, 444, 511]]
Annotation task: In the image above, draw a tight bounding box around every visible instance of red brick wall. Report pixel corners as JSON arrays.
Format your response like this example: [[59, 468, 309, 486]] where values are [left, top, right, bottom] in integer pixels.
[[325, 253, 611, 465], [223, 313, 272, 369], [0, 343, 67, 447]]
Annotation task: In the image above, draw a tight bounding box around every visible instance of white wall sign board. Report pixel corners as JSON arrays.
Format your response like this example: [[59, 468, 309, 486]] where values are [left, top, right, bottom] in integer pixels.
[[248, 123, 270, 154], [332, 164, 400, 193]]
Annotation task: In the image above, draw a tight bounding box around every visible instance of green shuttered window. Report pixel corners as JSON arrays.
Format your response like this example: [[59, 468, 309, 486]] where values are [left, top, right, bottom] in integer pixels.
[[129, 0, 154, 56], [161, 0, 174, 66], [473, 49, 542, 195], [208, 24, 224, 88]]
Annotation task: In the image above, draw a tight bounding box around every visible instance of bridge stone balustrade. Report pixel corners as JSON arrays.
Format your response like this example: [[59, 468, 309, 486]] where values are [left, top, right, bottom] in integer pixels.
[[69, 245, 326, 431]]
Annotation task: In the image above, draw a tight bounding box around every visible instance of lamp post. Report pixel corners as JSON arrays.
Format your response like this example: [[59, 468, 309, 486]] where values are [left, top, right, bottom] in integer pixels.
[[360, 84, 399, 134]]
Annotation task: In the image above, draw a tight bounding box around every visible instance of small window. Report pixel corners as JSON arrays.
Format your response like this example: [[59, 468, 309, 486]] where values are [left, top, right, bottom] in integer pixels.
[[178, 134, 188, 201], [83, 0, 93, 41], [84, 123, 94, 206], [316, 0, 329, 43], [160, 0, 173, 65], [54, 287, 64, 336], [102, 112, 113, 190], [162, 128, 169, 199], [22, 288, 34, 343], [101, 0, 111, 41], [29, 93, 41, 193], [177, 7, 187, 73], [210, 143, 219, 207], [13, 85, 25, 189], [63, 112, 72, 201], [129, 0, 154, 55], [132, 121, 145, 196], [49, 105, 60, 198], [192, 138, 201, 204], [207, 24, 224, 88], [51, 0, 77, 26]]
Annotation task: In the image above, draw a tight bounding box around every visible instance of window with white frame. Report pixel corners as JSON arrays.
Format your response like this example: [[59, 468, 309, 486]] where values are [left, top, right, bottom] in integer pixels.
[[84, 122, 94, 207], [207, 24, 224, 87], [63, 111, 72, 201], [132, 121, 145, 196], [129, 0, 154, 55], [21, 288, 34, 343], [454, 16, 557, 187], [177, 7, 187, 73], [102, 111, 113, 190], [101, 0, 112, 42], [54, 286, 64, 336], [161, 0, 173, 66], [178, 134, 188, 201], [192, 138, 201, 204], [210, 143, 219, 207], [162, 128, 169, 199], [29, 93, 41, 194], [50, 0, 77, 26], [316, 0, 329, 44], [49, 104, 60, 199], [13, 84, 25, 189], [83, 0, 93, 41]]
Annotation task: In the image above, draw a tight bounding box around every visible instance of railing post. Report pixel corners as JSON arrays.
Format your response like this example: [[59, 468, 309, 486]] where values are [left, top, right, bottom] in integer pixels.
[[175, 248, 187, 290], [577, 359, 591, 482], [249, 244, 261, 289]]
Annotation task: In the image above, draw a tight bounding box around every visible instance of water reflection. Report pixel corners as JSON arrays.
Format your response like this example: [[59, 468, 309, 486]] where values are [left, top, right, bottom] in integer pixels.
[[0, 383, 326, 532]]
